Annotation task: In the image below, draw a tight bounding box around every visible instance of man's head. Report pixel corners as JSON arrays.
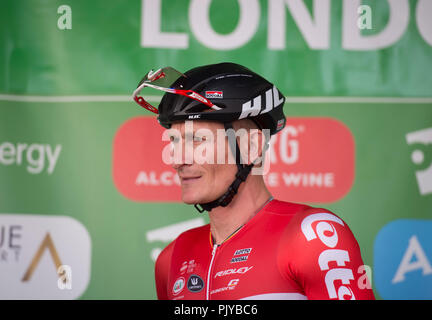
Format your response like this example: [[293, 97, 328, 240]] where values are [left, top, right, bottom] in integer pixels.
[[167, 118, 267, 205], [133, 62, 286, 211]]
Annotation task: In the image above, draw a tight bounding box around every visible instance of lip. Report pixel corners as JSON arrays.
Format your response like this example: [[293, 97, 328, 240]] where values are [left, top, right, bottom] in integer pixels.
[[180, 176, 202, 184]]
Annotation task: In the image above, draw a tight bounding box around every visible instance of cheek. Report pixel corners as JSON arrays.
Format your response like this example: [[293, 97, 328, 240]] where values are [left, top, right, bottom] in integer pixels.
[[201, 164, 216, 184], [200, 164, 235, 191], [214, 164, 237, 188]]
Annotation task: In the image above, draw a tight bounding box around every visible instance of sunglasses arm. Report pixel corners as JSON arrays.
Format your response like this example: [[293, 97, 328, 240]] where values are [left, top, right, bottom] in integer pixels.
[[132, 82, 222, 113]]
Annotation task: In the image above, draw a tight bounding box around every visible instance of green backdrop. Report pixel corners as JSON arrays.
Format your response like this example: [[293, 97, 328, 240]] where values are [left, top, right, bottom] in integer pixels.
[[1, 0, 431, 300]]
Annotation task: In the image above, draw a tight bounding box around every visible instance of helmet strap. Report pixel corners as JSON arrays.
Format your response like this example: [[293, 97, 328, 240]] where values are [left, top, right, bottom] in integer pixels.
[[194, 123, 254, 213]]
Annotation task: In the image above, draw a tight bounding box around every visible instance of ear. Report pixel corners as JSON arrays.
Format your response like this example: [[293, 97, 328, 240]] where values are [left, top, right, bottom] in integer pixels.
[[248, 129, 266, 164], [241, 128, 265, 166]]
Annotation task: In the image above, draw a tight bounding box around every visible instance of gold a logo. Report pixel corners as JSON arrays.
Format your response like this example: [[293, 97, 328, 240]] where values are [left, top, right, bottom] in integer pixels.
[[21, 233, 66, 284]]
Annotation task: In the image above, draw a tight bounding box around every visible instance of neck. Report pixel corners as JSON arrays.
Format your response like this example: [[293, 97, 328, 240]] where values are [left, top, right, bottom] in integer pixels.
[[208, 176, 272, 245]]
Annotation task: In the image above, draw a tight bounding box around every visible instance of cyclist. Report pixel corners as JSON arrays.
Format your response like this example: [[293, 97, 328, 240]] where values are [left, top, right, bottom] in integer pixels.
[[133, 62, 375, 300]]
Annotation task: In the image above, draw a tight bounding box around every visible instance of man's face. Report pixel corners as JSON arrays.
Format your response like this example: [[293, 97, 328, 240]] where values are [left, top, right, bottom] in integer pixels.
[[169, 121, 237, 204]]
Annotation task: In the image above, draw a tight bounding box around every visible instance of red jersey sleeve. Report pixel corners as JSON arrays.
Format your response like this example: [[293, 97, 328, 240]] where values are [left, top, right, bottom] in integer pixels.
[[277, 208, 375, 300], [154, 240, 175, 300]]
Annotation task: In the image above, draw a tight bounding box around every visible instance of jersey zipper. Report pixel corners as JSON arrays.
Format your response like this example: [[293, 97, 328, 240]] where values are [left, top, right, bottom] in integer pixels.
[[206, 244, 218, 300]]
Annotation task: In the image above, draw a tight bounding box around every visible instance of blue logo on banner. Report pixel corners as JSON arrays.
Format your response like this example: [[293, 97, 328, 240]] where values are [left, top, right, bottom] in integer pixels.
[[374, 220, 432, 300]]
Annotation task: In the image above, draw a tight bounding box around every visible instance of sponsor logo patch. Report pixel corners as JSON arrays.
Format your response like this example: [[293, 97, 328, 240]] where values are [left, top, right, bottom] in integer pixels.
[[231, 248, 252, 263], [187, 274, 204, 293], [172, 277, 185, 295], [205, 91, 223, 99], [234, 248, 252, 256], [231, 256, 248, 263], [210, 279, 240, 295]]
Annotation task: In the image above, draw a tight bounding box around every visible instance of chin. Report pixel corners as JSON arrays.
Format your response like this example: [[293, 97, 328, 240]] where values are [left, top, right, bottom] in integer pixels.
[[181, 190, 204, 204], [182, 188, 225, 205], [181, 188, 218, 205], [181, 195, 197, 204]]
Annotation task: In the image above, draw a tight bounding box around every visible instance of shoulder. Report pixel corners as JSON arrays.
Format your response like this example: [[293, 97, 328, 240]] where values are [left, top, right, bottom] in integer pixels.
[[276, 204, 362, 277], [264, 199, 312, 216], [276, 206, 373, 299], [155, 223, 210, 299], [156, 223, 210, 266], [173, 223, 211, 246], [279, 205, 360, 253], [263, 200, 350, 237], [155, 240, 175, 273]]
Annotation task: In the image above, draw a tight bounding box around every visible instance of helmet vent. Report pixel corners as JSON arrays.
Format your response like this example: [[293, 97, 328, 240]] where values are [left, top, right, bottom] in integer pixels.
[[185, 102, 224, 113]]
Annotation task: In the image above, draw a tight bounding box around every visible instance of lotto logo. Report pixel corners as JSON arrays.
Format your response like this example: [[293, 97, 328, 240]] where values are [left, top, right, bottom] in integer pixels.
[[205, 91, 223, 99], [301, 213, 355, 300]]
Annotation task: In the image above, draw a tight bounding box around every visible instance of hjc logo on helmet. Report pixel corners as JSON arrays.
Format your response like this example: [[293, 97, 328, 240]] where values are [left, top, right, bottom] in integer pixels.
[[239, 85, 285, 120]]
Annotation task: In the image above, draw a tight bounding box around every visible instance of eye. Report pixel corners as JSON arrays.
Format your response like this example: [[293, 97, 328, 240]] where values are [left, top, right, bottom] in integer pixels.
[[193, 135, 206, 142], [169, 135, 180, 143]]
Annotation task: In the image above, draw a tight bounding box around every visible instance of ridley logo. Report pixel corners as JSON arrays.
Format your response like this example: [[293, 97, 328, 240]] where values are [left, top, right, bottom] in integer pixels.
[[214, 266, 254, 278], [301, 213, 355, 300], [205, 91, 223, 99]]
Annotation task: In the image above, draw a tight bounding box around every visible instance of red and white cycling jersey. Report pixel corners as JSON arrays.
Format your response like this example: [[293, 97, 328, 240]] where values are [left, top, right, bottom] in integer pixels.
[[155, 199, 375, 300]]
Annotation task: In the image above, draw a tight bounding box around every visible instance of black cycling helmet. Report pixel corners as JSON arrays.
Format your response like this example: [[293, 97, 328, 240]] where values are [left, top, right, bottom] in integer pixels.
[[133, 62, 286, 212], [157, 62, 286, 136]]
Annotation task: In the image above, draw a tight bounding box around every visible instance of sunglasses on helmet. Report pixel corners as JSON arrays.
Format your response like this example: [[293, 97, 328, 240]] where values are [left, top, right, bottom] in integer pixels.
[[132, 67, 222, 114]]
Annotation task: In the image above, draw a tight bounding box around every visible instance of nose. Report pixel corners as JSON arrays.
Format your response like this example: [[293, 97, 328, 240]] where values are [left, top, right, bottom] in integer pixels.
[[170, 139, 194, 170]]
